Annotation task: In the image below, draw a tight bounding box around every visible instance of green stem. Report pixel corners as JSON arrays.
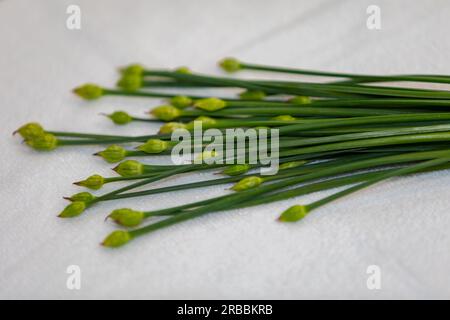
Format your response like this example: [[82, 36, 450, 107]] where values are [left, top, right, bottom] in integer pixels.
[[128, 149, 450, 239], [305, 155, 450, 214], [239, 61, 450, 84]]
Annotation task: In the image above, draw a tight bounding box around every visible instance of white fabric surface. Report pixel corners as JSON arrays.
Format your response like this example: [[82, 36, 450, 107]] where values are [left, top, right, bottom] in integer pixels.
[[1, 0, 450, 299]]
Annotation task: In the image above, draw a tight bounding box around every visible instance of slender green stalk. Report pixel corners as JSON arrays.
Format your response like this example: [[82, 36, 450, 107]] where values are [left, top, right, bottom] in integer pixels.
[[234, 60, 450, 84], [116, 149, 450, 244], [143, 70, 450, 99], [285, 155, 450, 221]]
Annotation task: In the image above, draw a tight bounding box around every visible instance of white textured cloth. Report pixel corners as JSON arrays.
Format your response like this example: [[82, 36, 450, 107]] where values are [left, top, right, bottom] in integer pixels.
[[1, 0, 450, 299]]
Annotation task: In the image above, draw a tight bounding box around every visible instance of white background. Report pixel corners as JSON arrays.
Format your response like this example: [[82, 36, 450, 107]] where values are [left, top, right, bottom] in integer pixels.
[[1, 0, 450, 299]]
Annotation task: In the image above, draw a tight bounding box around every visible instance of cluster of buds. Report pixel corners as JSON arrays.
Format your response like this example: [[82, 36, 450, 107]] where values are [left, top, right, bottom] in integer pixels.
[[14, 123, 58, 151]]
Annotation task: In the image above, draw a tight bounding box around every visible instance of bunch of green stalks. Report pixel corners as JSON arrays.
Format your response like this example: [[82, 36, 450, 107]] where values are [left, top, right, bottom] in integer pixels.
[[14, 58, 450, 248]]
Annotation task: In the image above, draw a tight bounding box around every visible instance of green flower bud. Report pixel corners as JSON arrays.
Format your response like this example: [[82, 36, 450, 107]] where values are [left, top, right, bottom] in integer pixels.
[[194, 98, 227, 111], [158, 122, 187, 134], [278, 205, 309, 222], [102, 230, 132, 248], [65, 192, 96, 203], [137, 139, 169, 154], [14, 122, 45, 140], [169, 95, 193, 109], [174, 66, 191, 74], [279, 160, 307, 170], [239, 90, 266, 100], [219, 57, 242, 73], [96, 145, 128, 163], [231, 176, 263, 191], [186, 116, 217, 130], [121, 64, 144, 76], [108, 208, 144, 227], [117, 74, 142, 91], [272, 115, 297, 121], [74, 174, 105, 190], [151, 105, 181, 121], [289, 96, 311, 104], [58, 201, 86, 218], [107, 111, 133, 125], [26, 133, 58, 151], [113, 160, 144, 177], [73, 83, 104, 100], [222, 164, 251, 176]]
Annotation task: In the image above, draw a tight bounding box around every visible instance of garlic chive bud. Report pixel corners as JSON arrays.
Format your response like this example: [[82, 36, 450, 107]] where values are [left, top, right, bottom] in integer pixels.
[[279, 160, 307, 170], [58, 201, 86, 218], [73, 84, 104, 100], [239, 90, 266, 101], [186, 116, 217, 129], [120, 64, 144, 77], [74, 174, 105, 190], [194, 116, 217, 125], [272, 115, 297, 121], [289, 96, 311, 105], [137, 139, 169, 154], [117, 74, 142, 91], [96, 145, 127, 163], [65, 192, 96, 203], [14, 122, 44, 140], [194, 98, 227, 111], [174, 66, 192, 74], [231, 176, 263, 191], [107, 111, 133, 125], [151, 105, 182, 121], [278, 205, 309, 222], [219, 57, 242, 73], [222, 164, 251, 176], [102, 230, 132, 248], [158, 122, 187, 134], [108, 208, 144, 227], [169, 95, 193, 109], [26, 133, 58, 151], [113, 160, 144, 177]]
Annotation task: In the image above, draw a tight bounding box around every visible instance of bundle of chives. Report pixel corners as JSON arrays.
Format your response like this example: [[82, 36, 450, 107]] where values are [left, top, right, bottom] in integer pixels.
[[14, 58, 450, 249]]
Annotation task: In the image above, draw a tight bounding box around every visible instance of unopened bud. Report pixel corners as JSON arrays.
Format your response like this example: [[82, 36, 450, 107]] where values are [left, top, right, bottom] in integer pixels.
[[222, 164, 251, 176], [219, 57, 242, 73], [101, 230, 132, 248], [170, 95, 193, 109], [117, 74, 142, 91], [231, 176, 263, 191], [121, 64, 144, 77], [113, 160, 144, 177], [158, 122, 187, 134], [73, 84, 104, 100], [174, 66, 192, 74], [278, 205, 309, 222], [194, 98, 227, 111], [108, 208, 144, 227], [58, 201, 86, 218], [26, 133, 58, 151], [151, 105, 181, 121], [96, 145, 128, 163], [65, 192, 96, 203], [107, 111, 133, 125], [74, 174, 105, 190], [137, 139, 169, 154], [14, 122, 44, 140]]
